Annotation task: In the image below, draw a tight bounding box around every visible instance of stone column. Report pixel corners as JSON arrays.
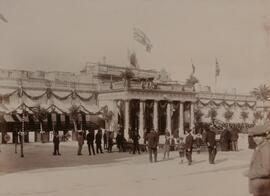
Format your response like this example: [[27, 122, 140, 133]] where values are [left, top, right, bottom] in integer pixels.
[[166, 102, 171, 134], [153, 100, 158, 131], [179, 102, 184, 136], [124, 99, 130, 139], [190, 102, 195, 130], [139, 100, 145, 142]]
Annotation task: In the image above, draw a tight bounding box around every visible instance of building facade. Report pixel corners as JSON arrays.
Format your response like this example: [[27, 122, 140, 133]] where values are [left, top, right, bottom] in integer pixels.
[[0, 63, 259, 143]]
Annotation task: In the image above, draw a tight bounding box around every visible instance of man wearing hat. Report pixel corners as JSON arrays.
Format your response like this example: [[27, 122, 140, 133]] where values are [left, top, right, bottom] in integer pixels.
[[245, 121, 270, 196], [205, 125, 217, 164], [185, 128, 194, 165]]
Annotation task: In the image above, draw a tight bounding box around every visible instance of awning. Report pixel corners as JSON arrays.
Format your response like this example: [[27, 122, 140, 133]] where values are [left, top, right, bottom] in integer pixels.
[[14, 114, 29, 122], [3, 114, 15, 122]]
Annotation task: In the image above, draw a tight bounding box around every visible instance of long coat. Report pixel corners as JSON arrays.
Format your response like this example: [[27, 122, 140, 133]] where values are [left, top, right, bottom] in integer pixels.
[[247, 139, 270, 195], [205, 130, 216, 147], [147, 131, 159, 149], [185, 134, 194, 150]]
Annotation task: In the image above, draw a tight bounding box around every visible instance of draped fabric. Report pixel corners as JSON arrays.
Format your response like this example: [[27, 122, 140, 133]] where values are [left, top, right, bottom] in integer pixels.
[[197, 98, 256, 109], [184, 102, 191, 131], [144, 100, 154, 131], [0, 88, 97, 103], [129, 100, 140, 136], [158, 101, 167, 134], [171, 101, 180, 137], [117, 100, 125, 129]]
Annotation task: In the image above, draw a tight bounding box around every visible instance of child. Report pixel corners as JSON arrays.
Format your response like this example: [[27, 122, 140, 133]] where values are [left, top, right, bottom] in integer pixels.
[[177, 137, 185, 164]]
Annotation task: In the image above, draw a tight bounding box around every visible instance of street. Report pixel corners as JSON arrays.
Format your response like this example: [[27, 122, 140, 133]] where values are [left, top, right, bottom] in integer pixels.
[[0, 134, 253, 196]]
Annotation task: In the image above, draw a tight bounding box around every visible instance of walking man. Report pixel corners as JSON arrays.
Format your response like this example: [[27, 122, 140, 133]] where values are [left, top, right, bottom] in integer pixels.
[[103, 129, 108, 150], [77, 131, 84, 155], [86, 129, 95, 155], [185, 129, 194, 165], [132, 131, 141, 154], [206, 125, 217, 164], [146, 129, 159, 163], [95, 129, 103, 154], [107, 131, 114, 153], [163, 130, 170, 160], [231, 127, 239, 151], [53, 131, 61, 155]]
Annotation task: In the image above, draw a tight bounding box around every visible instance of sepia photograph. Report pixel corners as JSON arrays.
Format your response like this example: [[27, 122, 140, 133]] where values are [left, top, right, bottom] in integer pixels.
[[0, 1, 270, 195]]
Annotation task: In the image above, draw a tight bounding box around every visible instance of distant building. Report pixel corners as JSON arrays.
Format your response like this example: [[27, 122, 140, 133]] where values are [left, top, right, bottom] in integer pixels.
[[0, 63, 258, 143]]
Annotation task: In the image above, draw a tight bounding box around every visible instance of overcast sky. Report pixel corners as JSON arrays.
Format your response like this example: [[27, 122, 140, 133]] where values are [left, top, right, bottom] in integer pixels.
[[0, 0, 270, 94]]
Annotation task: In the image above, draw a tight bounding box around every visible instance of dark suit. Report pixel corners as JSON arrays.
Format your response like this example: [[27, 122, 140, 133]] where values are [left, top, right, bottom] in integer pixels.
[[205, 130, 217, 164], [146, 131, 159, 163], [87, 131, 95, 155], [53, 134, 60, 155], [95, 131, 103, 154], [185, 133, 194, 165], [132, 134, 141, 154]]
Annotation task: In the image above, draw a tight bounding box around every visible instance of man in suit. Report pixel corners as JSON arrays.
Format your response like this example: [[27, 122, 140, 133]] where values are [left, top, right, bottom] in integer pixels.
[[53, 131, 61, 156], [86, 130, 95, 155], [95, 129, 103, 154], [132, 131, 141, 154], [146, 129, 159, 163], [205, 125, 217, 164], [185, 129, 194, 165]]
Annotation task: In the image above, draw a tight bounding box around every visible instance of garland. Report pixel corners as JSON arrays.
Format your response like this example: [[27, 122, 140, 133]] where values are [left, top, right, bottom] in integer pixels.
[[75, 91, 96, 102]]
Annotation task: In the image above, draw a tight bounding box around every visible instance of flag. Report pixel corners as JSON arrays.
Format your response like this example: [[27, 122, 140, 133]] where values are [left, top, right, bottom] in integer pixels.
[[0, 13, 8, 23], [215, 58, 220, 77], [133, 27, 152, 52], [192, 62, 195, 75]]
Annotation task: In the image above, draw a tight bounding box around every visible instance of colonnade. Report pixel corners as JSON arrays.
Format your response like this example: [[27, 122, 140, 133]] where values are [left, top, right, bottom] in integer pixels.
[[121, 99, 195, 139]]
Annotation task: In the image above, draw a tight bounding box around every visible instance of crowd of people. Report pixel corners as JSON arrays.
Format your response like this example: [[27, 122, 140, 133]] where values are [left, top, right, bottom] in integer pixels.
[[51, 123, 241, 167]]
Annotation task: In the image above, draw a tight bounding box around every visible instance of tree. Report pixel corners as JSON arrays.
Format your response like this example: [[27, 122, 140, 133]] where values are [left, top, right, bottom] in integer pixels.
[[33, 105, 47, 143], [253, 111, 263, 123], [69, 105, 80, 132], [224, 110, 234, 124], [194, 109, 204, 124], [251, 84, 270, 102], [207, 108, 217, 123], [240, 111, 249, 125]]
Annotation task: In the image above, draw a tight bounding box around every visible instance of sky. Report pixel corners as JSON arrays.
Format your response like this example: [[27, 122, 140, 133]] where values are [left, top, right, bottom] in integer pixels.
[[0, 0, 270, 94]]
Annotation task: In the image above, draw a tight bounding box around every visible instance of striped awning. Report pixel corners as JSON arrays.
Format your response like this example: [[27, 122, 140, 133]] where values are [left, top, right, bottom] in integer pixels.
[[3, 114, 15, 122]]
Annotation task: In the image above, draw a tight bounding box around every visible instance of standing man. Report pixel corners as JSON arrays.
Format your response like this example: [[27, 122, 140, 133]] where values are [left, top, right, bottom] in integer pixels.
[[132, 131, 141, 154], [205, 125, 217, 164], [86, 130, 95, 156], [163, 130, 171, 160], [77, 131, 84, 155], [245, 122, 270, 196], [53, 131, 61, 155], [95, 129, 103, 154], [146, 129, 159, 163], [185, 129, 194, 165], [231, 127, 239, 151], [107, 131, 114, 153], [103, 129, 108, 150]]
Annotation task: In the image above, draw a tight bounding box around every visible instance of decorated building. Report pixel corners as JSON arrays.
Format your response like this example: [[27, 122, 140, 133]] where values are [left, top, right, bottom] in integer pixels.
[[0, 63, 258, 143]]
